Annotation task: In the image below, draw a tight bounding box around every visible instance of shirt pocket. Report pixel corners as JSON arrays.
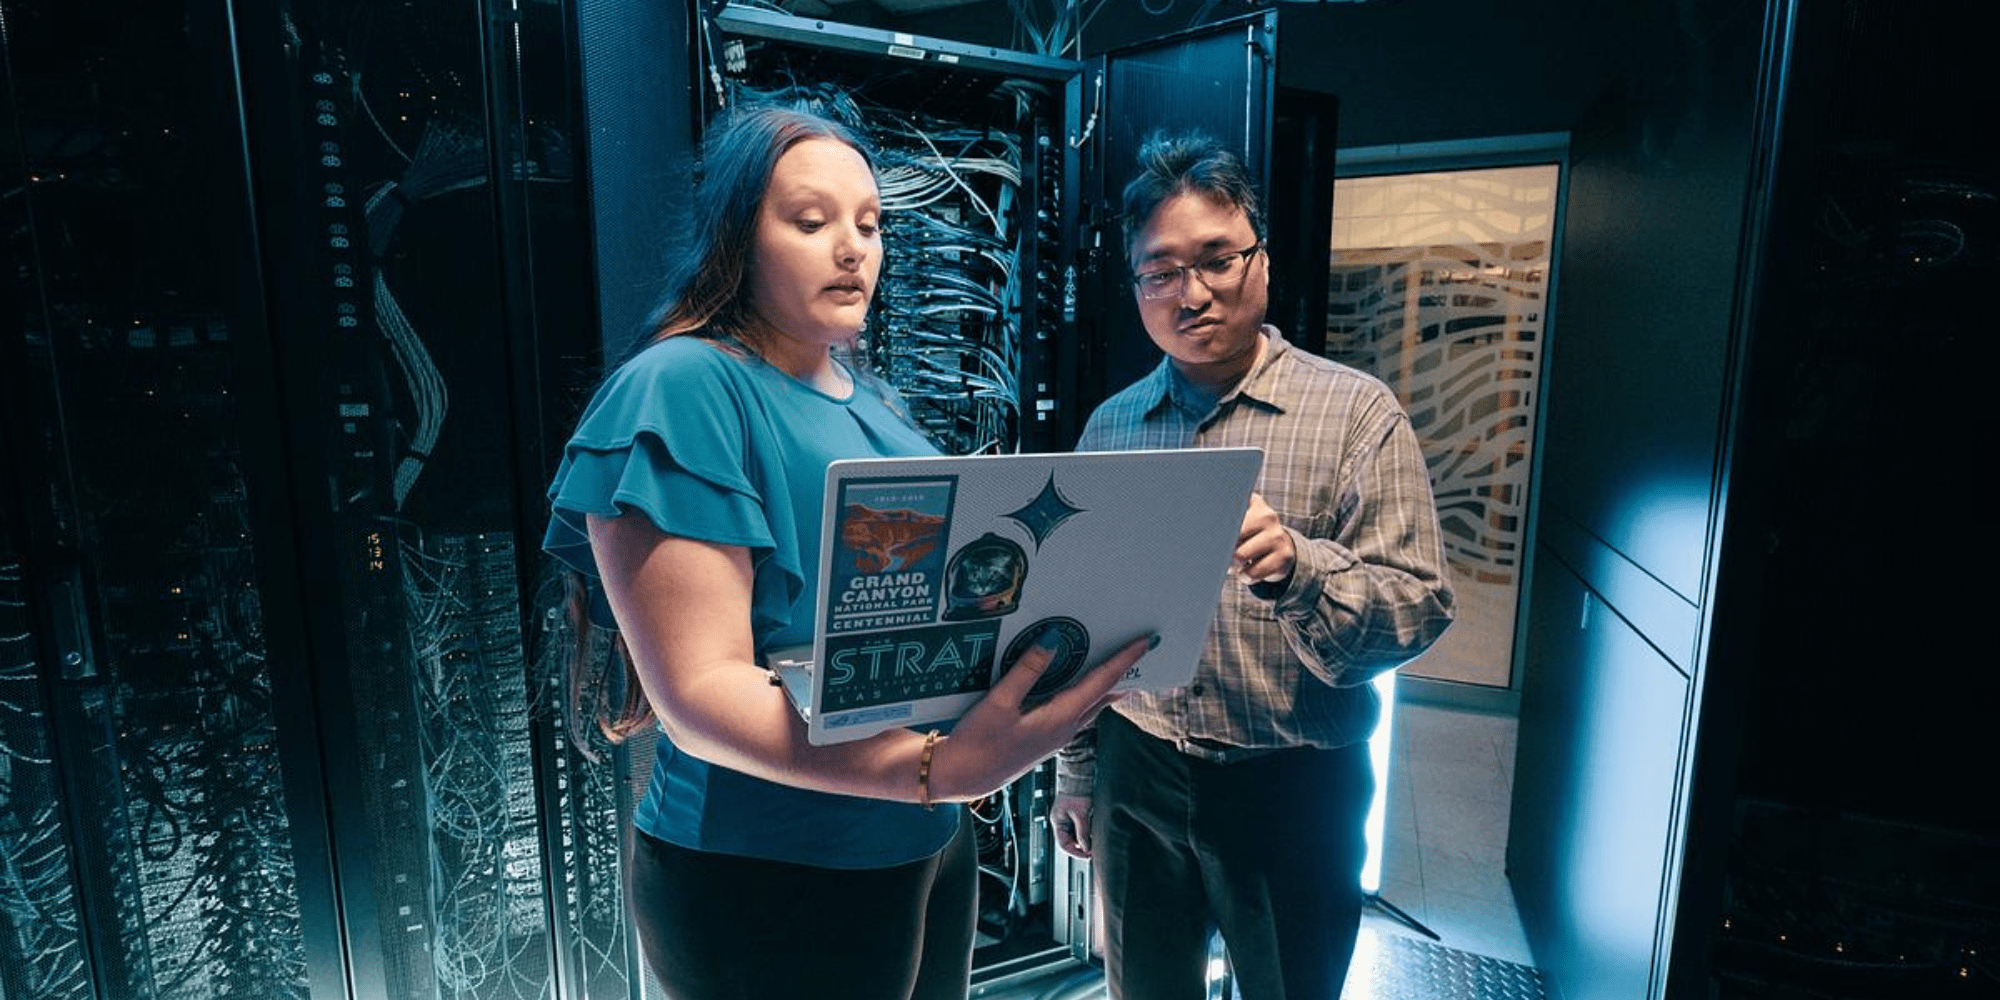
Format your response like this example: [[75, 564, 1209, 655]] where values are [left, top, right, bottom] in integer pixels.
[[1254, 469, 1337, 542]]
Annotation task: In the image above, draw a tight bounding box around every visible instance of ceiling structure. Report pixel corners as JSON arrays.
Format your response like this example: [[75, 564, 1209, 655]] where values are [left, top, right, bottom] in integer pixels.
[[785, 0, 997, 16]]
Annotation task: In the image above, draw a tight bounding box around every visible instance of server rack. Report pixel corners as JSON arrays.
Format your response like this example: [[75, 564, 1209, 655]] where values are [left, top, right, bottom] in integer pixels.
[[2, 1, 605, 999], [683, 11, 1096, 989]]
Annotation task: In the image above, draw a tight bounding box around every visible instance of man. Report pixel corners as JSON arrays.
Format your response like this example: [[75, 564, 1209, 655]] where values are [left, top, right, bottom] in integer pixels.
[[1049, 131, 1455, 1000]]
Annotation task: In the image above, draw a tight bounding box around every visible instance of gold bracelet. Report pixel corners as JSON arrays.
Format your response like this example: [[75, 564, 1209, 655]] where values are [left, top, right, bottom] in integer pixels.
[[918, 730, 941, 811]]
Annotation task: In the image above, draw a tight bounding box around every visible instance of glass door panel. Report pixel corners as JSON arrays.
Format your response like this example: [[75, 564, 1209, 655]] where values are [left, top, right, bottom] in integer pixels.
[[1327, 163, 1561, 690]]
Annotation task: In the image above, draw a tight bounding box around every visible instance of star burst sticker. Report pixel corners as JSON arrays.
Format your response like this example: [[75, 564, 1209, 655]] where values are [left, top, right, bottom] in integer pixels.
[[1005, 473, 1086, 549]]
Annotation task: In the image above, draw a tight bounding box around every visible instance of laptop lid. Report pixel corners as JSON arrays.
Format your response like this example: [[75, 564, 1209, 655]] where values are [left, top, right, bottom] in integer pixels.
[[777, 447, 1262, 744]]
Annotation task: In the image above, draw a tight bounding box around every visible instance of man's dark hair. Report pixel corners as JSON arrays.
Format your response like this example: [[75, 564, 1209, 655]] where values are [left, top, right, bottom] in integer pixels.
[[1119, 130, 1265, 260]]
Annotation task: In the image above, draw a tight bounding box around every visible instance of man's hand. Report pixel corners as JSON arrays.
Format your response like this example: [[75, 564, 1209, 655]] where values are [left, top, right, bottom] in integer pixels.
[[1049, 792, 1093, 859], [1235, 491, 1296, 585]]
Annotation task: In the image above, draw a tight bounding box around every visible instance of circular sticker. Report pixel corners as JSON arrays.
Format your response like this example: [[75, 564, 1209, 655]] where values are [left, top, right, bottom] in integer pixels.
[[1002, 616, 1090, 710], [944, 532, 1029, 620]]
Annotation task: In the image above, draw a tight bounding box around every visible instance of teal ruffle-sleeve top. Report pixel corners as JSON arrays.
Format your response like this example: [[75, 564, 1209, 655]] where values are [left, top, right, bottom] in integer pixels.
[[544, 334, 957, 869]]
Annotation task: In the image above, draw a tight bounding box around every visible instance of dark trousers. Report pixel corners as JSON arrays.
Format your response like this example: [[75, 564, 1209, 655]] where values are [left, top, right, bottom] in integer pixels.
[[627, 811, 977, 1000], [1091, 710, 1374, 1000]]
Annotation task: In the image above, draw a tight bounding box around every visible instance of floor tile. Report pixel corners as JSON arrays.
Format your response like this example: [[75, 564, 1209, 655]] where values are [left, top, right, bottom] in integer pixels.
[[1420, 842, 1515, 904], [1411, 887, 1534, 966]]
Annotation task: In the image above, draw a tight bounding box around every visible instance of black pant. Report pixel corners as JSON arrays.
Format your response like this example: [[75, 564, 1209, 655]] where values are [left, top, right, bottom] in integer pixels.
[[1091, 710, 1374, 1000], [627, 811, 977, 1000]]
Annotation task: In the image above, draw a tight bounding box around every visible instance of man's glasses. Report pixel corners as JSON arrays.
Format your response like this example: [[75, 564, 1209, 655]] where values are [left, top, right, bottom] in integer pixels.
[[1131, 243, 1264, 301]]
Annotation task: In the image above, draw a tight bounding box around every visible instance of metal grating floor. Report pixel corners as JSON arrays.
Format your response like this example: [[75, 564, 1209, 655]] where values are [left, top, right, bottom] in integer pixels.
[[971, 930, 1548, 1000], [1343, 932, 1549, 1000]]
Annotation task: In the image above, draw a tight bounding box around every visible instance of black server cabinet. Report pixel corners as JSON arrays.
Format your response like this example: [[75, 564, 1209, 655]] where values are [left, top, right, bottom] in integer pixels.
[[1, 1, 619, 999], [1087, 15, 1339, 403], [1506, 0, 1999, 997]]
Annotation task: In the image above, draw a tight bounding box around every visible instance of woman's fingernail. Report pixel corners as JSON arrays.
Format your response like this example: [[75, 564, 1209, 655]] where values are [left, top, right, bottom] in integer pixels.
[[1146, 633, 1162, 651]]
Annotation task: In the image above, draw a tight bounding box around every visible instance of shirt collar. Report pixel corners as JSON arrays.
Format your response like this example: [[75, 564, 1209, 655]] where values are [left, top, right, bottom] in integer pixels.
[[1138, 325, 1296, 420]]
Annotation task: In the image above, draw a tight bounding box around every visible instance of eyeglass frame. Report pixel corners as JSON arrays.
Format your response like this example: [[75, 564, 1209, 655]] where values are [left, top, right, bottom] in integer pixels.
[[1129, 242, 1265, 301]]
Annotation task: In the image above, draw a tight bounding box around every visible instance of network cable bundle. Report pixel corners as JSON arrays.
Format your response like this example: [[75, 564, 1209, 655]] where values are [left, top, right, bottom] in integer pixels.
[[870, 113, 1024, 456]]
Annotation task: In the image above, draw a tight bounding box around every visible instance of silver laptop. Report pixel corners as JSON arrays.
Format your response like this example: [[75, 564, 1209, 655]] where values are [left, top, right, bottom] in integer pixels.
[[771, 447, 1263, 744]]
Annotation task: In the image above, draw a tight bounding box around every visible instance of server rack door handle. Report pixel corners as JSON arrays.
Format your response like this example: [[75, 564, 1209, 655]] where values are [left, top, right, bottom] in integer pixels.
[[48, 567, 99, 682]]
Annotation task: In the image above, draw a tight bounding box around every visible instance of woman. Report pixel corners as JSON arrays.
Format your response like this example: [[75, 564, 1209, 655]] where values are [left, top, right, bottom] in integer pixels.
[[543, 103, 1148, 1000]]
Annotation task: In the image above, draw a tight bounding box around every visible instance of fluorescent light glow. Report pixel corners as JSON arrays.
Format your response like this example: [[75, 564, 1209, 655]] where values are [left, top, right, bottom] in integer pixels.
[[1359, 670, 1396, 894], [1206, 956, 1228, 982], [1345, 927, 1386, 1000]]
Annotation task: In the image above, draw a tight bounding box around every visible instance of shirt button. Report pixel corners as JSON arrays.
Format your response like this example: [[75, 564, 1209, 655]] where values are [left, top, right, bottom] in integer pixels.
[[1190, 683, 1205, 696]]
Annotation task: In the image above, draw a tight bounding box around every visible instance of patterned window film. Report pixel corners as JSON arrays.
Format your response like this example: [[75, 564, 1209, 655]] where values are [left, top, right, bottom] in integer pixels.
[[1326, 165, 1559, 689]]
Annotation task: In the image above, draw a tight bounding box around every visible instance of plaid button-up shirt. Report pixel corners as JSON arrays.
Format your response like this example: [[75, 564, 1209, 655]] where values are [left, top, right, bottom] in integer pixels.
[[1056, 328, 1455, 797]]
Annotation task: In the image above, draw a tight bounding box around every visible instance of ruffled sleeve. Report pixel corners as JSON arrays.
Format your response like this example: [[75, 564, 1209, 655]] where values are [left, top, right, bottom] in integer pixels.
[[542, 338, 805, 640]]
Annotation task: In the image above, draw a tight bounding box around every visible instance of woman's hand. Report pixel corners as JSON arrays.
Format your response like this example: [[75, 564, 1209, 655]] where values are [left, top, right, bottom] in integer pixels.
[[589, 511, 1153, 806], [926, 631, 1154, 803]]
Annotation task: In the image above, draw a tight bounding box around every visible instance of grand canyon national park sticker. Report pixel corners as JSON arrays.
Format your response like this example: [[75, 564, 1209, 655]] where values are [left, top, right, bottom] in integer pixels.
[[824, 476, 1002, 714]]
